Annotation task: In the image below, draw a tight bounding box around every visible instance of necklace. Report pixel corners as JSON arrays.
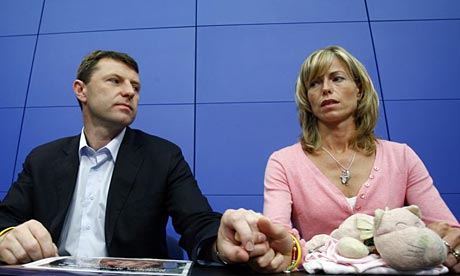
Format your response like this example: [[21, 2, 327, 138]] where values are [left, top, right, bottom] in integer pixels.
[[321, 147, 356, 185]]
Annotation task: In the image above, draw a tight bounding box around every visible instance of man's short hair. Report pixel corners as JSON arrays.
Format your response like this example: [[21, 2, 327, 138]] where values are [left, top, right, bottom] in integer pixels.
[[77, 50, 139, 84]]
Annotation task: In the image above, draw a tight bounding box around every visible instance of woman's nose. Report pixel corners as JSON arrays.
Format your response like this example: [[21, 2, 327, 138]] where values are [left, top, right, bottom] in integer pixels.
[[321, 80, 332, 95]]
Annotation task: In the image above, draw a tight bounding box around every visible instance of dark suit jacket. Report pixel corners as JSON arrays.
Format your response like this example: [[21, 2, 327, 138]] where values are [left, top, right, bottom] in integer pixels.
[[0, 127, 222, 260]]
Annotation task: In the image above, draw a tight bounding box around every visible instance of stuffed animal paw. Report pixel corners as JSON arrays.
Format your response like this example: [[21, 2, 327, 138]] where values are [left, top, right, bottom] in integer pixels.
[[331, 213, 374, 258]]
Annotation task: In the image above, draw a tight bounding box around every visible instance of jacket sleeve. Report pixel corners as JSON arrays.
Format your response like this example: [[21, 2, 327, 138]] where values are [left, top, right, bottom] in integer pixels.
[[0, 150, 41, 230], [165, 147, 222, 260]]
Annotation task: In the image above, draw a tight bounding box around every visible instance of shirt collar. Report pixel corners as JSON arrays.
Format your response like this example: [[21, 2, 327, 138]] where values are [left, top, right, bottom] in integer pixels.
[[78, 127, 126, 161]]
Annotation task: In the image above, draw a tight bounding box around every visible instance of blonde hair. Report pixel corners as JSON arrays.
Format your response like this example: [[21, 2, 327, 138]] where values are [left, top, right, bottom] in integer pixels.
[[295, 45, 379, 154]]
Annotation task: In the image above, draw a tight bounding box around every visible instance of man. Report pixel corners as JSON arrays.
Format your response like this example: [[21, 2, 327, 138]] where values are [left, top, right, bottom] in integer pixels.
[[0, 50, 293, 272]]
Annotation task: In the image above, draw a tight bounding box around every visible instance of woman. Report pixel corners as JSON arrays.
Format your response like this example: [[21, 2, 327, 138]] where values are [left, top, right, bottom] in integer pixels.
[[263, 45, 460, 272]]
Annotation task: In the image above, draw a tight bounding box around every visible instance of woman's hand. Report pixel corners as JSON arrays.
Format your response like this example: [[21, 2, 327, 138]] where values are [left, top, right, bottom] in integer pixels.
[[428, 221, 460, 273], [247, 217, 295, 273]]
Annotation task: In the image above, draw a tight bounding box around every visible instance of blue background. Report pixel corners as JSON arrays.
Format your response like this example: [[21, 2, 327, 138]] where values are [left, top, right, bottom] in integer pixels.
[[1, 0, 459, 255]]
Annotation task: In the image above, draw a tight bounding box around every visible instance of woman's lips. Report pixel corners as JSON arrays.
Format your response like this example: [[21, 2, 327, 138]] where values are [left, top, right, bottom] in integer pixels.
[[321, 99, 338, 107]]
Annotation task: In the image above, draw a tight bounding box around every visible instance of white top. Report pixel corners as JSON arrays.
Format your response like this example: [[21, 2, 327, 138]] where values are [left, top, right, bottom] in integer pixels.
[[58, 128, 125, 257], [346, 196, 357, 209]]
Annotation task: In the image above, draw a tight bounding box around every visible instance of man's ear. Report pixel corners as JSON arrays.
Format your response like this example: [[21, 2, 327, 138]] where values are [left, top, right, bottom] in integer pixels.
[[73, 80, 87, 103]]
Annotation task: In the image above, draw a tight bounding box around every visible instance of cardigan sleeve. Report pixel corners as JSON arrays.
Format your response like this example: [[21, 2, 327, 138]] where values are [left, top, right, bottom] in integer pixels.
[[263, 152, 294, 229], [402, 144, 459, 227], [263, 151, 309, 267]]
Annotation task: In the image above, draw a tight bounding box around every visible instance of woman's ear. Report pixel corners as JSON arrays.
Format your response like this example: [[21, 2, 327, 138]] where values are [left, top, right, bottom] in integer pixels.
[[73, 80, 87, 103], [356, 88, 362, 100]]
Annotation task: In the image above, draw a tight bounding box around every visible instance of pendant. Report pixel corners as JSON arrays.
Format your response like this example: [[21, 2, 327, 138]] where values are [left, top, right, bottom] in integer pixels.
[[340, 170, 350, 185]]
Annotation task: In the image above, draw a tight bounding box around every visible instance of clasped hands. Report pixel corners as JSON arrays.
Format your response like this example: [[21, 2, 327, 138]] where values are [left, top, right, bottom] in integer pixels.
[[217, 208, 295, 273]]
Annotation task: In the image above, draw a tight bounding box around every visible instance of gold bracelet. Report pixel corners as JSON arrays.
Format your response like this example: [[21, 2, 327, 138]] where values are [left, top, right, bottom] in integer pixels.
[[284, 233, 302, 273], [0, 227, 15, 237], [444, 240, 460, 262]]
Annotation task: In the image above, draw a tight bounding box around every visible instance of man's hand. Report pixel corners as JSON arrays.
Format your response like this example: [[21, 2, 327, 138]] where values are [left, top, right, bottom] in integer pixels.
[[216, 209, 295, 273], [0, 220, 58, 264], [216, 209, 269, 264], [428, 222, 460, 273], [247, 217, 294, 273]]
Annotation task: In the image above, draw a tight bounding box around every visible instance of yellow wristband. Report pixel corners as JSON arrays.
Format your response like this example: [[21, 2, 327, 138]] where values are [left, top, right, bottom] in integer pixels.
[[284, 233, 302, 273], [0, 227, 15, 237]]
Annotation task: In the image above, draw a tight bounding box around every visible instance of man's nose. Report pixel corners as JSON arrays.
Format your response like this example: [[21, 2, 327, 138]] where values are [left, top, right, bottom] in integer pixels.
[[121, 81, 136, 96]]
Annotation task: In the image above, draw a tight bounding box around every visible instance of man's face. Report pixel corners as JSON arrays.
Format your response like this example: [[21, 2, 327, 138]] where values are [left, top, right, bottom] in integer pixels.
[[78, 58, 140, 129]]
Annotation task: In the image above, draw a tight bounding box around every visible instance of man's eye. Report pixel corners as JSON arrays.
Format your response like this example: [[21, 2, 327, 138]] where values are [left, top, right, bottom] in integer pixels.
[[108, 78, 119, 84], [133, 85, 140, 93]]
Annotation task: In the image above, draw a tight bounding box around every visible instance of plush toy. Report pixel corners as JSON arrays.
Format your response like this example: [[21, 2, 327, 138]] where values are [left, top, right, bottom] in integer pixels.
[[307, 205, 447, 271], [372, 205, 447, 271]]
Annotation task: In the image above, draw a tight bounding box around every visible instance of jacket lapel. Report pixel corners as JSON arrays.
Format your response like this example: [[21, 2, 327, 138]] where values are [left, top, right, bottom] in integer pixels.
[[105, 128, 143, 247], [50, 136, 80, 240]]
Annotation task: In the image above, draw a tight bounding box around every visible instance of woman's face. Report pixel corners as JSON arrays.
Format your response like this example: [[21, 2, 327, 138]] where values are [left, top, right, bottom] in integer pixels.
[[307, 56, 361, 126]]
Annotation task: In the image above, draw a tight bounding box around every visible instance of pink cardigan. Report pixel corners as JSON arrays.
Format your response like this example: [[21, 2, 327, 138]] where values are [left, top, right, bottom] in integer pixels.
[[263, 140, 459, 245]]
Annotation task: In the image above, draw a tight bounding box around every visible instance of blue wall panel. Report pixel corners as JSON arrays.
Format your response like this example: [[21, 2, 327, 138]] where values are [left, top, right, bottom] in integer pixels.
[[197, 22, 379, 103], [40, 0, 195, 33], [0, 36, 36, 108], [131, 105, 195, 170], [442, 194, 460, 221], [198, 0, 366, 25], [367, 0, 460, 21], [0, 109, 23, 191], [372, 20, 460, 100], [0, 0, 42, 36], [207, 196, 264, 214], [385, 100, 460, 193], [28, 28, 196, 107], [196, 102, 298, 194]]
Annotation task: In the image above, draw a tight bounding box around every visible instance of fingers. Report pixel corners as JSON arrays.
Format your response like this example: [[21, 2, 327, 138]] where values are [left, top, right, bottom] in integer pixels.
[[248, 249, 289, 273], [218, 209, 295, 273], [0, 220, 56, 264], [0, 233, 30, 264], [435, 223, 460, 273], [247, 241, 269, 258], [257, 217, 293, 254], [218, 209, 270, 264], [28, 221, 57, 259], [444, 240, 460, 273], [428, 221, 451, 237], [257, 217, 286, 240], [221, 209, 264, 252]]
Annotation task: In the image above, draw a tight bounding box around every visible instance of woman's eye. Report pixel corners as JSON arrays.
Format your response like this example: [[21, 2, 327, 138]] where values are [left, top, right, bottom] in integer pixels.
[[309, 81, 320, 89], [333, 76, 345, 82]]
